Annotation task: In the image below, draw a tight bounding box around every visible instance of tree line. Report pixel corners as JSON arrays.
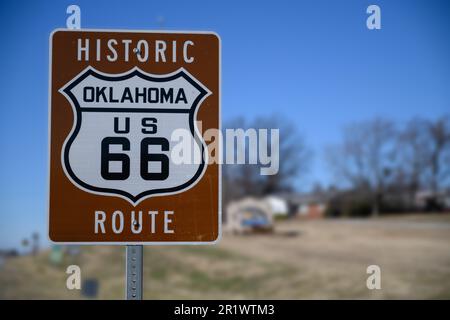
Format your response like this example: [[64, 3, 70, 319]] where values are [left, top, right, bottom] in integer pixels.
[[326, 115, 450, 216], [223, 114, 450, 216]]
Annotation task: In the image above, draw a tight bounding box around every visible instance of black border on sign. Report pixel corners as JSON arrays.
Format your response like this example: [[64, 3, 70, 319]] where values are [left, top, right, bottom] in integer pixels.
[[61, 67, 208, 204]]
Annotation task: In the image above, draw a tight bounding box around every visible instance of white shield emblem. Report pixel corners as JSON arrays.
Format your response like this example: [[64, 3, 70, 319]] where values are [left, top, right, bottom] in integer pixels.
[[59, 66, 210, 204]]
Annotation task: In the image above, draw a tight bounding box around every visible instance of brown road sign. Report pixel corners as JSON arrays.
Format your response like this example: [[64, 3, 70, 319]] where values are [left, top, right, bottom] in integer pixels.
[[48, 29, 221, 244]]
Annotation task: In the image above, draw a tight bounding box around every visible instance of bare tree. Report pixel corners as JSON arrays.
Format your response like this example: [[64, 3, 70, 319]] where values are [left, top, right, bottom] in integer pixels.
[[396, 118, 430, 206], [326, 118, 396, 215], [21, 238, 29, 255], [31, 232, 40, 256], [252, 116, 311, 194], [223, 115, 311, 203], [425, 115, 450, 202]]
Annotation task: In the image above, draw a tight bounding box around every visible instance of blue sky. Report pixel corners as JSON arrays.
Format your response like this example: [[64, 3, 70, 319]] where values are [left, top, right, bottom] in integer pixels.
[[0, 0, 449, 249]]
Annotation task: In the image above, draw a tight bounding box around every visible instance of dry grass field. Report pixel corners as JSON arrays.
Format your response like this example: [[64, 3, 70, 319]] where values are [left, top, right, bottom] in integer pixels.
[[1, 213, 450, 299]]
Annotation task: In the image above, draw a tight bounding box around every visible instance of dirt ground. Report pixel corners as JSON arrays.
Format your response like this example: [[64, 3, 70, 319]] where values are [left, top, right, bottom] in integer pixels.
[[1, 213, 450, 299]]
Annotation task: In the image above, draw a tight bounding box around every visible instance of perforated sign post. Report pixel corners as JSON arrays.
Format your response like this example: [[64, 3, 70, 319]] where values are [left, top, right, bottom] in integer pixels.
[[48, 29, 221, 299]]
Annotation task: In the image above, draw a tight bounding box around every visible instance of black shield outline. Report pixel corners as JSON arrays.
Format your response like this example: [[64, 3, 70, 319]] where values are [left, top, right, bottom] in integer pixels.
[[60, 66, 209, 205]]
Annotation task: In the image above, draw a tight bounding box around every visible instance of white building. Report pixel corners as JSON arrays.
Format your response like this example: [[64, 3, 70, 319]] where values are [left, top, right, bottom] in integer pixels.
[[265, 196, 289, 217]]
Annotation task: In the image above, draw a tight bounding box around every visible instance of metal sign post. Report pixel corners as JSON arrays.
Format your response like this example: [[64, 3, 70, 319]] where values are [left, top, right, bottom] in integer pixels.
[[126, 245, 143, 300]]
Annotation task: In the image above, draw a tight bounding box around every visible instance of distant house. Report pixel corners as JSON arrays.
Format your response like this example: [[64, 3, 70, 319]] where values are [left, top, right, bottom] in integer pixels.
[[265, 196, 289, 217], [415, 190, 450, 211], [298, 202, 326, 219], [276, 192, 334, 219], [443, 193, 450, 210]]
